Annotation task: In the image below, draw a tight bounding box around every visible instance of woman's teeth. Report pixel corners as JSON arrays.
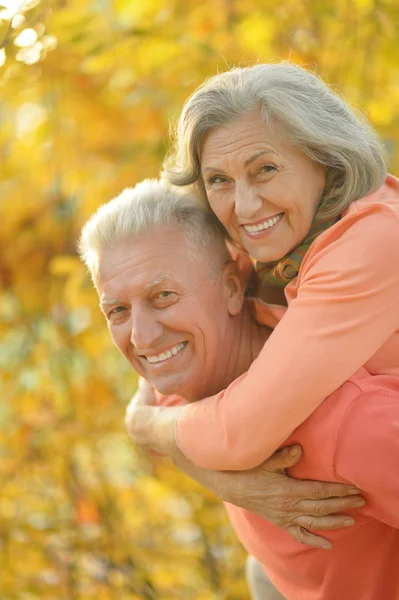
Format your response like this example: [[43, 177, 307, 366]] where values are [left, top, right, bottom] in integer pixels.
[[244, 213, 283, 233], [146, 342, 186, 364]]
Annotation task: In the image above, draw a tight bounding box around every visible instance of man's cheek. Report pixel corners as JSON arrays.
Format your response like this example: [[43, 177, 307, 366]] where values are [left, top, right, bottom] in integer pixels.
[[109, 329, 130, 358]]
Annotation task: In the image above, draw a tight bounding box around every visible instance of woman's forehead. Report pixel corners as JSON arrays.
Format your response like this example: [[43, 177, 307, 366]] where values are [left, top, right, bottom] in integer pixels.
[[200, 113, 287, 167]]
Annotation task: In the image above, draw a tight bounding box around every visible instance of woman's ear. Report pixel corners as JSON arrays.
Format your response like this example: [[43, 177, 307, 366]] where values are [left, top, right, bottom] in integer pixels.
[[222, 260, 245, 316]]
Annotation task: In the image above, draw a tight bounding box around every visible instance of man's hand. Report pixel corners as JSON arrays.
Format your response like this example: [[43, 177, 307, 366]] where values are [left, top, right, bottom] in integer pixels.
[[219, 445, 365, 550]]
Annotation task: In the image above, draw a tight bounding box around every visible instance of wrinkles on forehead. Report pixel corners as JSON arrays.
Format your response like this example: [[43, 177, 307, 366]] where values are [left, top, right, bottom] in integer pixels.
[[200, 111, 283, 173]]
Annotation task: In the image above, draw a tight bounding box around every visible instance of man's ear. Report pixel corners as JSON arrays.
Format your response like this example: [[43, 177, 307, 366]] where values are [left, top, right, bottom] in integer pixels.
[[222, 260, 245, 316]]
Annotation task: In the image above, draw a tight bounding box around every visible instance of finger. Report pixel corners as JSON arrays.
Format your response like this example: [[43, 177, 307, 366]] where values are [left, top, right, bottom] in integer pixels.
[[138, 376, 148, 390], [146, 449, 164, 457], [128, 387, 157, 412], [125, 401, 135, 424], [262, 445, 303, 472], [295, 495, 365, 516], [286, 525, 332, 550], [294, 514, 356, 531], [137, 378, 157, 405], [296, 480, 362, 500]]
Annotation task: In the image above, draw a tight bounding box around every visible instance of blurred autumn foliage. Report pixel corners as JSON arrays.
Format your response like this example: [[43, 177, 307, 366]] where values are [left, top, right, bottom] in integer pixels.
[[0, 0, 398, 598]]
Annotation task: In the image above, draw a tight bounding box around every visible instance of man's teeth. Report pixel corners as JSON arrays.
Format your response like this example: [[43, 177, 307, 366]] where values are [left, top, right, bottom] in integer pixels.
[[244, 213, 282, 233], [146, 342, 186, 364]]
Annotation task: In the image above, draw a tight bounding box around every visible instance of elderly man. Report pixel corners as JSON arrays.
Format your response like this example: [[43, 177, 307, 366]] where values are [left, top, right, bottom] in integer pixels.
[[79, 180, 399, 600]]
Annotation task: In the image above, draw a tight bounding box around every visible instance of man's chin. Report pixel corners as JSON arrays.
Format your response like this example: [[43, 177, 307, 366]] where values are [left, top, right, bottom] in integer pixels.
[[152, 376, 199, 402]]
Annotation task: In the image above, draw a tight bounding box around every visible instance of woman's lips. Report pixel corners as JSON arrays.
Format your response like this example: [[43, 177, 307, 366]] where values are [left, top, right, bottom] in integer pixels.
[[241, 213, 284, 237]]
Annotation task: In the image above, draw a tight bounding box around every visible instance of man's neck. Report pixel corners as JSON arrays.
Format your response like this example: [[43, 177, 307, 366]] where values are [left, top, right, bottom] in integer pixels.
[[191, 304, 271, 402]]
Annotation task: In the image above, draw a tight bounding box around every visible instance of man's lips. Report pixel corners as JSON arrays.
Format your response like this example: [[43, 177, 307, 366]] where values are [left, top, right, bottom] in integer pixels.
[[141, 341, 187, 364]]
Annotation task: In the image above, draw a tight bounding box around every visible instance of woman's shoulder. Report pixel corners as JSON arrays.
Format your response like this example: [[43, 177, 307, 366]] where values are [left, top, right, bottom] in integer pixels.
[[309, 174, 399, 255], [296, 175, 399, 285], [344, 174, 399, 222]]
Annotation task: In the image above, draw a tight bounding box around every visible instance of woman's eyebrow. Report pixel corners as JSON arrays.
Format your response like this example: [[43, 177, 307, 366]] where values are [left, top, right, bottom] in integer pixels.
[[244, 150, 277, 167], [202, 149, 277, 172]]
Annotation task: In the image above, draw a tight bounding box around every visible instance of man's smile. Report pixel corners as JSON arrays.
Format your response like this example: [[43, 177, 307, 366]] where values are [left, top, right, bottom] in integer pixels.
[[142, 341, 188, 364]]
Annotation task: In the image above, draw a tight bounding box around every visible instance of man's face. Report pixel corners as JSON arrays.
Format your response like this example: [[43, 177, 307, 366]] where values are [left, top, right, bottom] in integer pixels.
[[96, 227, 240, 400]]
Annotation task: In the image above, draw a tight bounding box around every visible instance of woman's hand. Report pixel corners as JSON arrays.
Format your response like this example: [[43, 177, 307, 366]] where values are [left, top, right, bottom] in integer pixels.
[[128, 377, 157, 409], [218, 444, 365, 550], [125, 380, 184, 459]]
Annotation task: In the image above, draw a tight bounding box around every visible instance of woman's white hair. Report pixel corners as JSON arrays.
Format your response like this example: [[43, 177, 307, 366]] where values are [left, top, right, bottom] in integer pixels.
[[164, 62, 387, 219], [78, 179, 229, 281]]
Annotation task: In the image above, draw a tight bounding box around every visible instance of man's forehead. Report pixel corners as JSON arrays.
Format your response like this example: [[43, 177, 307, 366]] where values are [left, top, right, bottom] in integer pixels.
[[96, 228, 209, 298]]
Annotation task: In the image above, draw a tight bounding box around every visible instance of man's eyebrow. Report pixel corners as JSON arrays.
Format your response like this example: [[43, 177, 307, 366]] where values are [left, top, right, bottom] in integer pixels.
[[142, 274, 172, 292], [202, 150, 277, 173], [100, 298, 123, 308], [100, 275, 172, 308]]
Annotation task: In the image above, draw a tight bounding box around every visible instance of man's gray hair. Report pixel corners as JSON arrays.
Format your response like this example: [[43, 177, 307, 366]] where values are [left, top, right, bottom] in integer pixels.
[[164, 62, 387, 219], [78, 179, 229, 280]]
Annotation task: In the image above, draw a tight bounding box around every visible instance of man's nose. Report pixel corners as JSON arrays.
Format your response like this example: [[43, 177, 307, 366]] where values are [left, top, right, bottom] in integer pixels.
[[234, 182, 263, 219], [130, 308, 164, 351]]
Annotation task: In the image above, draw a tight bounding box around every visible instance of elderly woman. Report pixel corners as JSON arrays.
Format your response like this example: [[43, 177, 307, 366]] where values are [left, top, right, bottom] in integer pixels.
[[125, 64, 399, 595]]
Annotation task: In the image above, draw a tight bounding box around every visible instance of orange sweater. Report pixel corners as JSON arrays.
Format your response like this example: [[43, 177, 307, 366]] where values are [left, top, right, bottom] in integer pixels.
[[225, 368, 399, 600], [175, 175, 399, 470]]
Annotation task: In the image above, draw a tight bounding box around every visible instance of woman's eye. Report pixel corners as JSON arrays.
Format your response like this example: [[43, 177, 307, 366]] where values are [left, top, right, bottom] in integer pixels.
[[208, 175, 226, 186], [158, 291, 172, 298], [260, 165, 276, 174]]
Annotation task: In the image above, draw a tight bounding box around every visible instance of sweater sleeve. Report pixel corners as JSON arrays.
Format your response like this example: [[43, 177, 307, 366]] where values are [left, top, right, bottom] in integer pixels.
[[333, 385, 399, 528], [175, 210, 399, 470]]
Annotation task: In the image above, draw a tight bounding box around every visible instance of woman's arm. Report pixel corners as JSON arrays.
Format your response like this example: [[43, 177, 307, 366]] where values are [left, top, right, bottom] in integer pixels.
[[171, 444, 365, 550], [126, 382, 365, 549], [175, 209, 399, 470]]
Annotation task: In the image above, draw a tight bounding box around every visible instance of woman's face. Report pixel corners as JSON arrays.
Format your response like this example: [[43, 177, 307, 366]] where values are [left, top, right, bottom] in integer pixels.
[[200, 110, 326, 263]]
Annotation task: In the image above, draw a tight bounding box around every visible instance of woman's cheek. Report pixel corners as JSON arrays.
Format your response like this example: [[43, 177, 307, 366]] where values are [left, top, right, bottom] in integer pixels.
[[208, 196, 229, 226]]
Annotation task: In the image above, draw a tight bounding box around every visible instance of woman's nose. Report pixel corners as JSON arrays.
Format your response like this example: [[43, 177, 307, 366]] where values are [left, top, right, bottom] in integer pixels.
[[234, 184, 263, 219]]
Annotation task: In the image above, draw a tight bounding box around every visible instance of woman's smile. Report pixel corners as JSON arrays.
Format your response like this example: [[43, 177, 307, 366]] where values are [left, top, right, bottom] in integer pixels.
[[201, 110, 326, 263], [241, 212, 284, 239]]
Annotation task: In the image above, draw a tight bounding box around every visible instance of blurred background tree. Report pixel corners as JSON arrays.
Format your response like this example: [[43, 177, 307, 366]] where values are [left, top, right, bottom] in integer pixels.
[[0, 0, 398, 598]]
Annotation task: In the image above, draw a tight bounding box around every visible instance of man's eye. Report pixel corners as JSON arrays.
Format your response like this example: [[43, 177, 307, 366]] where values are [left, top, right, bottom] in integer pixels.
[[154, 290, 177, 305], [109, 306, 125, 317], [158, 291, 173, 299]]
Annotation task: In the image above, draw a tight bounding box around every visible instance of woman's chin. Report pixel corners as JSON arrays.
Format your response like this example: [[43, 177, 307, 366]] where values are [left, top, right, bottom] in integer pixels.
[[246, 246, 287, 264], [242, 236, 297, 264]]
